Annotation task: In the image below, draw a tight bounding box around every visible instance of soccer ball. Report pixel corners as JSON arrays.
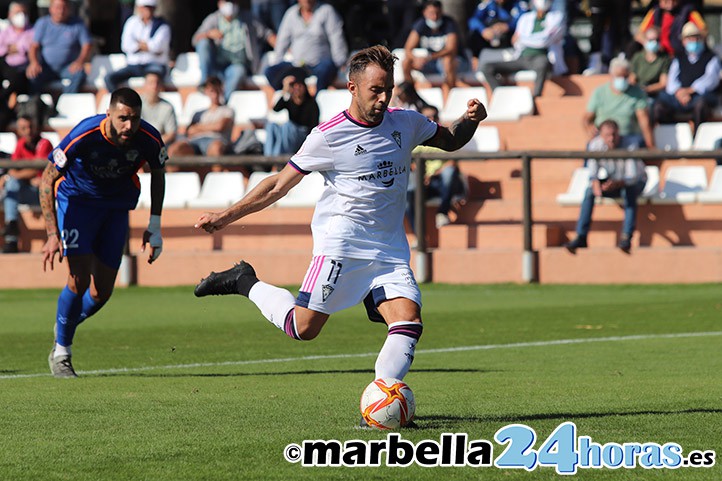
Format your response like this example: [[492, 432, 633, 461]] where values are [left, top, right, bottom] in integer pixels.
[[360, 378, 415, 429]]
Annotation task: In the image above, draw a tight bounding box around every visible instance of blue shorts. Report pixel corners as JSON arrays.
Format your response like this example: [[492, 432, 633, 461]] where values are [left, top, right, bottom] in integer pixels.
[[56, 197, 129, 269]]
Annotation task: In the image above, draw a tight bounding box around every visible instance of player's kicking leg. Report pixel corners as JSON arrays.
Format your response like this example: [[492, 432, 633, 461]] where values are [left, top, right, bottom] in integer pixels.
[[195, 260, 330, 340]]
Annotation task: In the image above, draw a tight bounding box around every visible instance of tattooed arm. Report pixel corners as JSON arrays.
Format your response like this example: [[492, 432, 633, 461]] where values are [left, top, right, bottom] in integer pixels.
[[424, 98, 487, 151], [40, 163, 62, 271]]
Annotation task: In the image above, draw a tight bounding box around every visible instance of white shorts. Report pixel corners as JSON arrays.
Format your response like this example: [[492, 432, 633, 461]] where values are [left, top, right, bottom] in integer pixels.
[[295, 256, 421, 320]]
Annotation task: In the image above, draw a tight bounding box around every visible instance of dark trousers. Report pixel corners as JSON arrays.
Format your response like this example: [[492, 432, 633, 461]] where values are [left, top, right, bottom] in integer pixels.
[[653, 91, 718, 134], [481, 54, 549, 97]]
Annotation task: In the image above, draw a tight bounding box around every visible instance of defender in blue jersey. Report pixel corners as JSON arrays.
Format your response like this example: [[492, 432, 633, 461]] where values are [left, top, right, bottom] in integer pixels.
[[39, 88, 167, 378]]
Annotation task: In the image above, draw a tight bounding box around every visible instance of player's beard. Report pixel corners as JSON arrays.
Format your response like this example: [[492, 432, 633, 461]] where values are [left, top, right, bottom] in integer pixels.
[[110, 122, 133, 147]]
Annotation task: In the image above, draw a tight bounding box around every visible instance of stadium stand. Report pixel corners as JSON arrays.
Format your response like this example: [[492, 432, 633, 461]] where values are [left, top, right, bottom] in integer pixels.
[[162, 171, 202, 209], [485, 86, 535, 122], [227, 90, 269, 127], [651, 165, 708, 204], [276, 171, 325, 208], [653, 123, 694, 151], [187, 172, 245, 209], [47, 93, 96, 130], [692, 121, 722, 150], [439, 87, 488, 125], [697, 166, 722, 203]]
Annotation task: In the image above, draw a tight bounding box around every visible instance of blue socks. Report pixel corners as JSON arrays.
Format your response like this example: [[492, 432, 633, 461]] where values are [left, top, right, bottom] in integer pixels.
[[55, 287, 108, 347]]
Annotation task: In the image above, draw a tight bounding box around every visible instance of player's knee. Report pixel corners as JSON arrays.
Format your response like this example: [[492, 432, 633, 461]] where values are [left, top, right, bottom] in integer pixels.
[[295, 322, 322, 341]]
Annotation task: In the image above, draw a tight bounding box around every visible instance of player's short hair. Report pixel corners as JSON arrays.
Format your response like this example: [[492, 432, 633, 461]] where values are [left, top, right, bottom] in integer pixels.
[[110, 87, 142, 110], [348, 45, 397, 81]]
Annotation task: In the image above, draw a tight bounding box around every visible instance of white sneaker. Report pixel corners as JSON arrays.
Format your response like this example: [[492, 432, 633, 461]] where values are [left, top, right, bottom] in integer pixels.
[[583, 52, 604, 76], [48, 348, 78, 378], [435, 213, 451, 229]]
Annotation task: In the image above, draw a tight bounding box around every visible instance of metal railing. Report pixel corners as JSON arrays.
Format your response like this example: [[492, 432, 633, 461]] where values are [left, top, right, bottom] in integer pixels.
[[4, 148, 721, 284]]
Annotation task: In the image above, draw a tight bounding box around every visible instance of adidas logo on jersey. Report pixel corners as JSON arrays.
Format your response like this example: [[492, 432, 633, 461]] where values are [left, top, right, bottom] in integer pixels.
[[354, 144, 368, 156]]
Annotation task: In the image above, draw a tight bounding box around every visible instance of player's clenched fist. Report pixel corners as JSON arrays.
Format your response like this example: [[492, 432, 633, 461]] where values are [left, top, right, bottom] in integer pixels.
[[465, 98, 487, 123]]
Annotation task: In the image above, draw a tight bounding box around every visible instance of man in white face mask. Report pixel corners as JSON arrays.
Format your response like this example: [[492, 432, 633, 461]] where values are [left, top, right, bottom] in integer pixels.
[[0, 1, 34, 129], [401, 0, 468, 97], [192, 0, 277, 102], [583, 57, 654, 149]]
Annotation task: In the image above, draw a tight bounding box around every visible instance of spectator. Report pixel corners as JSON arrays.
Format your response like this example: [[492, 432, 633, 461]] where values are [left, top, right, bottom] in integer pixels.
[[167, 76, 234, 159], [583, 0, 631, 75], [480, 0, 565, 98], [386, 0, 422, 50], [564, 119, 647, 253], [653, 22, 720, 135], [252, 0, 292, 32], [1, 115, 52, 253], [139, 71, 177, 146], [104, 0, 171, 92], [629, 26, 671, 101], [405, 105, 466, 231], [0, 1, 33, 130], [390, 80, 433, 111], [633, 0, 706, 58], [401, 0, 467, 96], [583, 57, 654, 149], [264, 71, 319, 156], [265, 0, 348, 92], [192, 0, 277, 102], [26, 0, 91, 94], [468, 0, 514, 60]]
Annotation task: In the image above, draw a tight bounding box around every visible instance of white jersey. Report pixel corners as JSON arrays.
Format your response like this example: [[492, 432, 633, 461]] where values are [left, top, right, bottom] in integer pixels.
[[290, 108, 438, 263]]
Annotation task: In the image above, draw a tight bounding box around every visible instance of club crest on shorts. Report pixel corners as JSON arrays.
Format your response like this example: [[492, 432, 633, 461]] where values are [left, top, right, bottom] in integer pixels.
[[391, 130, 402, 148], [322, 284, 334, 302]]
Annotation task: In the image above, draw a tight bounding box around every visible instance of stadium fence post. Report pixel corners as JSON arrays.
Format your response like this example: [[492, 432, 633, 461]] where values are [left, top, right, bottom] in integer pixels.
[[413, 152, 430, 283], [521, 154, 537, 283]]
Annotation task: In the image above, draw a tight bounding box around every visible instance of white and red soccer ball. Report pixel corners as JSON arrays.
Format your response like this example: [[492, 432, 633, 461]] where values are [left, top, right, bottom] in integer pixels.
[[360, 378, 415, 429]]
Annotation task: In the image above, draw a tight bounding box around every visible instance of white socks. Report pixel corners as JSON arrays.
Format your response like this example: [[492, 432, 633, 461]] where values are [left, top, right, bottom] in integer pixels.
[[374, 321, 423, 380], [248, 281, 297, 332]]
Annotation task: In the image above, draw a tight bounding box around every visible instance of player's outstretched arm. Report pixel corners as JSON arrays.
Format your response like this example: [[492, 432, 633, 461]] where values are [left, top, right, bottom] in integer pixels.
[[195, 163, 304, 234], [39, 163, 62, 272], [142, 167, 166, 264], [425, 98, 487, 152]]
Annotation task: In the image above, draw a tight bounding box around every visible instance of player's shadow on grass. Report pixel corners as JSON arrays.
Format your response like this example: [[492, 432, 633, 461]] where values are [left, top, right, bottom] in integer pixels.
[[108, 368, 498, 378], [416, 408, 722, 429]]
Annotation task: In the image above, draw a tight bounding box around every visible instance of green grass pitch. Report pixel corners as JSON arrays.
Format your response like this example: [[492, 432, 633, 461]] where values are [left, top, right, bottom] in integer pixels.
[[1, 283, 720, 480]]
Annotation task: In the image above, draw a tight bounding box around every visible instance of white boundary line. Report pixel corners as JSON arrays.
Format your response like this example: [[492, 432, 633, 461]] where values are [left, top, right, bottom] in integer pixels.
[[3, 330, 721, 380]]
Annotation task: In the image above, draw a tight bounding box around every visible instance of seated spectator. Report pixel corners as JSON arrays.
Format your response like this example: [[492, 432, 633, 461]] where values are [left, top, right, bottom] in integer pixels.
[[652, 22, 720, 135], [564, 119, 647, 253], [629, 26, 671, 101], [583, 0, 631, 75], [265, 71, 319, 156], [167, 76, 234, 159], [26, 0, 92, 94], [139, 72, 177, 145], [1, 115, 52, 253], [252, 0, 291, 32], [406, 105, 466, 231], [467, 0, 514, 60], [480, 0, 565, 98], [632, 0, 706, 58], [193, 0, 276, 102], [0, 1, 33, 130], [390, 80, 434, 111], [104, 0, 171, 92], [265, 0, 348, 92], [401, 0, 468, 96], [583, 57, 654, 149]]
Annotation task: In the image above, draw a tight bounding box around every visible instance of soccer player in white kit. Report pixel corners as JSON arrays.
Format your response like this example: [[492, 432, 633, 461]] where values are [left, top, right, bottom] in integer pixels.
[[194, 45, 486, 407]]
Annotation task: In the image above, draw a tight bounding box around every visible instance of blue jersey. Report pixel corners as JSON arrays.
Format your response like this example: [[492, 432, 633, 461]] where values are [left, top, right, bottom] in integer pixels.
[[49, 114, 167, 209], [468, 1, 514, 35]]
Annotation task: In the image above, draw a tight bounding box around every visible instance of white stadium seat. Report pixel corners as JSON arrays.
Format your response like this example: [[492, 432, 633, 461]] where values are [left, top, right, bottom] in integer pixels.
[[556, 167, 590, 206], [163, 172, 202, 208], [187, 172, 245, 209], [651, 165, 707, 204], [692, 122, 722, 150], [640, 165, 660, 201], [169, 52, 202, 88], [486, 86, 534, 122], [417, 87, 444, 110], [179, 91, 211, 127], [227, 90, 269, 126], [97, 92, 111, 114], [316, 89, 352, 123], [40, 131, 61, 147], [277, 171, 325, 207], [244, 171, 276, 207], [697, 166, 722, 204], [0, 131, 17, 154], [460, 126, 500, 152], [87, 54, 128, 90], [654, 123, 693, 151], [440, 87, 488, 125], [136, 172, 151, 209], [48, 93, 97, 129]]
